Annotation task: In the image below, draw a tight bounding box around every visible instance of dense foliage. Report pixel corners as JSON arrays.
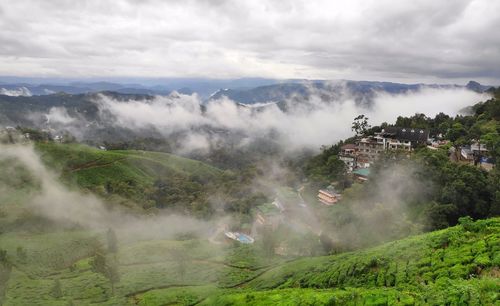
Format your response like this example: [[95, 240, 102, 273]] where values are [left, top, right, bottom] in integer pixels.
[[32, 142, 268, 219], [303, 89, 500, 242]]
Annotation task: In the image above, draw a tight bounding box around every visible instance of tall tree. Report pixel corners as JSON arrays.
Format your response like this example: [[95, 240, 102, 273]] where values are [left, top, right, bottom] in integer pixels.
[[51, 279, 62, 298], [106, 228, 118, 254], [352, 115, 371, 137]]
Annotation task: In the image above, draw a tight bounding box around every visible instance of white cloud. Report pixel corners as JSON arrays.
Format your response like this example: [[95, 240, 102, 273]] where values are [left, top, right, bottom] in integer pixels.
[[0, 86, 31, 96], [94, 88, 487, 152]]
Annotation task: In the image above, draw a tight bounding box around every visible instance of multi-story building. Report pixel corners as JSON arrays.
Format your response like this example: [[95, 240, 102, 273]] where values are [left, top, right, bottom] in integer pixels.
[[380, 127, 428, 149], [339, 144, 357, 171], [339, 127, 429, 170], [317, 186, 342, 205], [357, 135, 385, 162]]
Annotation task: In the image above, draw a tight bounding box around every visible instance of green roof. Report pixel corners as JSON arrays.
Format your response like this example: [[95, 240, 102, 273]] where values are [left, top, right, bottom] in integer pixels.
[[353, 168, 370, 177], [257, 203, 281, 215], [276, 187, 298, 200]]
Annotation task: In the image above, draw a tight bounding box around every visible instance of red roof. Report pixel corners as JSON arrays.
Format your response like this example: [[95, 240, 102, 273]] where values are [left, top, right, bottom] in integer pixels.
[[341, 144, 357, 150]]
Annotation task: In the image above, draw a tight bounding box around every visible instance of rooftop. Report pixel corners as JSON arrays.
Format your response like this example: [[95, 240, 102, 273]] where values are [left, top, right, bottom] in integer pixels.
[[257, 202, 281, 216], [381, 127, 429, 142], [341, 143, 357, 150], [353, 168, 370, 177]]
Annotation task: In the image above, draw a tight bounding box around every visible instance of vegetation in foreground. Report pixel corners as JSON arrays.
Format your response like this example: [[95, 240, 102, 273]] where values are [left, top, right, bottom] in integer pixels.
[[0, 216, 498, 305]]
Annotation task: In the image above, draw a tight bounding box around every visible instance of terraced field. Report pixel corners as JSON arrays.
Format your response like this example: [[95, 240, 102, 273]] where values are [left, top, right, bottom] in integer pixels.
[[34, 143, 225, 212], [2, 218, 496, 305]]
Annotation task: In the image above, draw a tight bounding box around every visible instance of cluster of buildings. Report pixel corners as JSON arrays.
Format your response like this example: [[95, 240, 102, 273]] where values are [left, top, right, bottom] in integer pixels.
[[339, 127, 430, 172], [450, 142, 494, 171], [318, 127, 430, 206]]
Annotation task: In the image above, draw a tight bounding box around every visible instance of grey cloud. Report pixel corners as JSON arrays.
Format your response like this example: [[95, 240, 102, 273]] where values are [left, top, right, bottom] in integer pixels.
[[0, 0, 498, 83]]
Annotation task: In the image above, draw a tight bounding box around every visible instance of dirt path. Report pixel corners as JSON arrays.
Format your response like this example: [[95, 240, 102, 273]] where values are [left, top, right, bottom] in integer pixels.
[[125, 284, 206, 297], [119, 258, 259, 271], [68, 157, 127, 172]]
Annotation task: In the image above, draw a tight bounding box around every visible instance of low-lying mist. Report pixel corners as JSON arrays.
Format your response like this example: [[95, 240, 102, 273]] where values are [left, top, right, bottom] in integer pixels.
[[3, 85, 488, 254], [90, 86, 486, 153], [0, 144, 213, 242], [0, 141, 436, 255]]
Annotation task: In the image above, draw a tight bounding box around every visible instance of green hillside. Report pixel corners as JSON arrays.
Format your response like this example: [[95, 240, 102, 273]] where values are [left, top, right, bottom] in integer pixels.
[[203, 218, 500, 305], [1, 217, 497, 305], [34, 143, 224, 214]]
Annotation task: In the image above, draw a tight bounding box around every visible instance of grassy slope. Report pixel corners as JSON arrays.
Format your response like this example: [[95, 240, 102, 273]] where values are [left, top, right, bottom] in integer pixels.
[[1, 217, 498, 305], [0, 233, 277, 305], [1, 144, 498, 304], [203, 217, 499, 305], [34, 142, 223, 209]]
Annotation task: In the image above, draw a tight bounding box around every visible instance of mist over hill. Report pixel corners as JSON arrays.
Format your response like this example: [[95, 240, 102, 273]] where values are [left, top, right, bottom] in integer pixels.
[[1, 0, 500, 304], [0, 81, 488, 156]]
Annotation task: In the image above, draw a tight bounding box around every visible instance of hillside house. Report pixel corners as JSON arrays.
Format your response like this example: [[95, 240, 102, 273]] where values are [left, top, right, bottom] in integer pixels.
[[353, 168, 370, 182], [341, 143, 357, 155], [255, 202, 283, 229], [339, 144, 357, 171], [317, 185, 342, 205], [357, 135, 385, 162], [356, 155, 371, 168], [460, 142, 489, 165], [338, 127, 430, 171], [359, 127, 428, 160], [380, 127, 429, 148]]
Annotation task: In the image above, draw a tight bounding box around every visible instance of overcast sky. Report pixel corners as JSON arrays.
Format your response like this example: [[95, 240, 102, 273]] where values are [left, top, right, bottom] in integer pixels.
[[0, 0, 499, 84]]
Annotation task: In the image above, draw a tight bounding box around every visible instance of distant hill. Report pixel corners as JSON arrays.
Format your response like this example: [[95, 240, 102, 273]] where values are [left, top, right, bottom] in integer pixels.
[[466, 80, 492, 92], [0, 91, 155, 127], [207, 80, 483, 107], [0, 77, 282, 98], [0, 82, 171, 96], [1, 77, 491, 101]]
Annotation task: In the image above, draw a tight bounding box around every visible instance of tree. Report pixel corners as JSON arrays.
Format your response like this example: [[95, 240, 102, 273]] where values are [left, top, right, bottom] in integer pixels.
[[106, 228, 118, 253], [446, 122, 466, 142], [90, 252, 120, 295], [106, 263, 120, 295], [51, 279, 62, 298], [260, 225, 278, 257], [16, 246, 27, 263], [0, 249, 7, 264], [168, 248, 188, 281], [352, 115, 371, 137]]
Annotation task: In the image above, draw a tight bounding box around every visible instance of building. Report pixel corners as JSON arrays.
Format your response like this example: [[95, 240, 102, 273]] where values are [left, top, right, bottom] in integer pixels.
[[317, 185, 342, 205], [356, 155, 371, 168], [380, 127, 429, 148], [340, 143, 357, 155], [338, 127, 430, 171], [460, 146, 474, 161], [255, 202, 283, 229], [352, 168, 370, 182], [357, 135, 385, 162], [339, 144, 358, 172], [460, 142, 489, 165], [359, 127, 428, 161]]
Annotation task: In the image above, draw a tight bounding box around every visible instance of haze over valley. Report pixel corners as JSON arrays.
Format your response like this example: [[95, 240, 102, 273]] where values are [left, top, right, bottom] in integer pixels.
[[0, 1, 499, 305]]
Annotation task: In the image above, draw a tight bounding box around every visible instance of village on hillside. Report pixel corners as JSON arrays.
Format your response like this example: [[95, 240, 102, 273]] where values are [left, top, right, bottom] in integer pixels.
[[318, 126, 495, 206]]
